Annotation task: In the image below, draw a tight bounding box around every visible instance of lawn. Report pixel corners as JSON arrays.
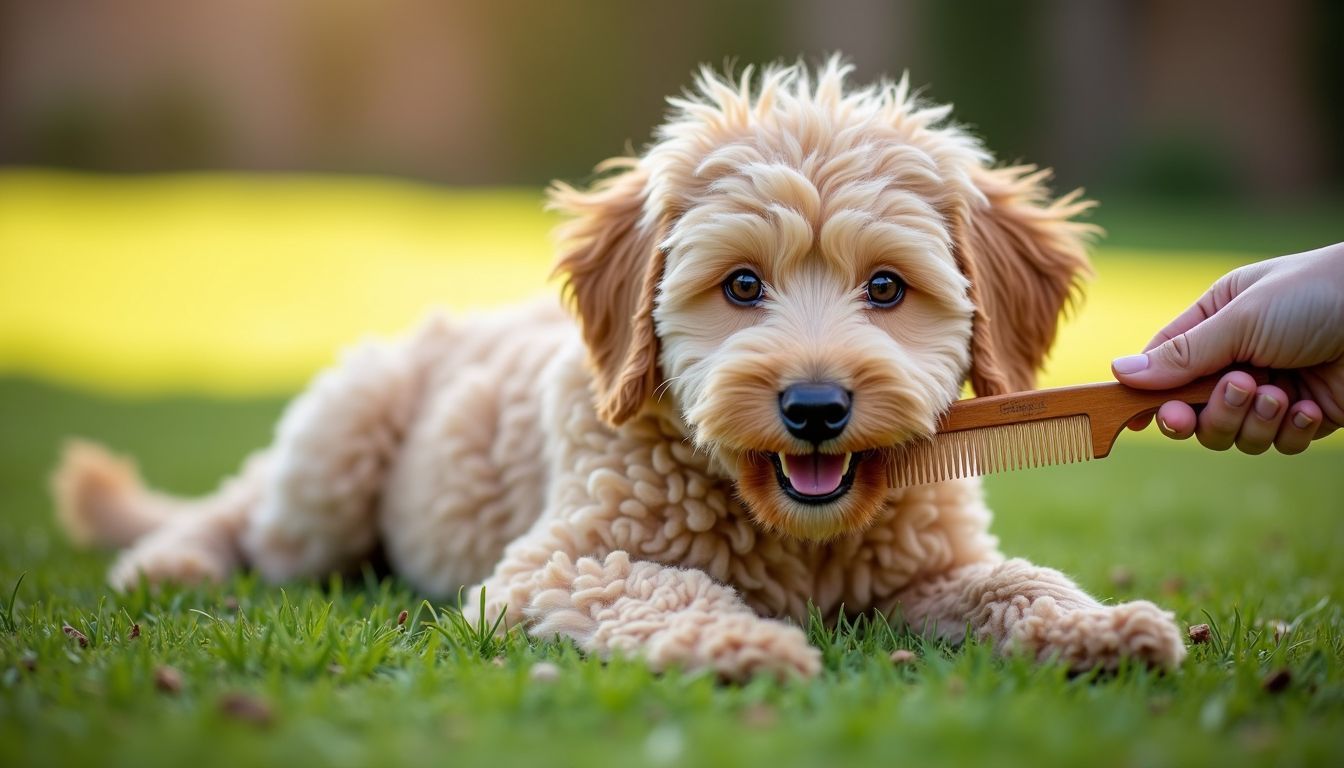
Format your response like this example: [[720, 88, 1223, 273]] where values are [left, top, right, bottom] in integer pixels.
[[1, 171, 1342, 767]]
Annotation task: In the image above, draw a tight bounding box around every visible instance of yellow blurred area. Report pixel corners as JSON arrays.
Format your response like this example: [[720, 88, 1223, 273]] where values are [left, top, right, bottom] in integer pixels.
[[2, 170, 1243, 398], [1, 170, 559, 393], [1046, 251, 1231, 386]]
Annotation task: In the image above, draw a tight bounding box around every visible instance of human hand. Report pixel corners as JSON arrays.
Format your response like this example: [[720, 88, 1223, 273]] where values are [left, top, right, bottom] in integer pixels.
[[1111, 242, 1344, 454]]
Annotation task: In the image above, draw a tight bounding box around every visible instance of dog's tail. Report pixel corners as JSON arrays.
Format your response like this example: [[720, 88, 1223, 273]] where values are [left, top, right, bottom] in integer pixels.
[[51, 440, 179, 550]]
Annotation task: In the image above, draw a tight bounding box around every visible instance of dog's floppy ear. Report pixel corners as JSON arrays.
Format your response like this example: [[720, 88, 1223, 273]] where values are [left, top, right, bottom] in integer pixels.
[[550, 158, 665, 427], [953, 165, 1096, 396]]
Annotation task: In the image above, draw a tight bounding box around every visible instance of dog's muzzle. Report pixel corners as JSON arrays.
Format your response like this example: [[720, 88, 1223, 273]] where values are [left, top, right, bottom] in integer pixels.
[[774, 383, 857, 502]]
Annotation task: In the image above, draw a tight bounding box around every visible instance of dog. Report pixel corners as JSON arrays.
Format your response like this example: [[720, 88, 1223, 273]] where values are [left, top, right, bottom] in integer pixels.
[[53, 59, 1186, 680]]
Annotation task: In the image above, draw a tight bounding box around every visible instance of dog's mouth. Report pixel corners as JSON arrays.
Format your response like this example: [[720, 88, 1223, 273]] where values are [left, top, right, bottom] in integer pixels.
[[769, 451, 864, 504]]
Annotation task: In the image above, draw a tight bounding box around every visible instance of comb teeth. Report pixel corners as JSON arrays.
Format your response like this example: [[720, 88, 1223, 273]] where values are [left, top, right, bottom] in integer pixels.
[[886, 414, 1093, 487]]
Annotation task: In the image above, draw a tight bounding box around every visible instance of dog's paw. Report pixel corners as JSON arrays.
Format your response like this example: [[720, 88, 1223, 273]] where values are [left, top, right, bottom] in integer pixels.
[[108, 535, 232, 592], [1010, 598, 1186, 672], [635, 611, 821, 683]]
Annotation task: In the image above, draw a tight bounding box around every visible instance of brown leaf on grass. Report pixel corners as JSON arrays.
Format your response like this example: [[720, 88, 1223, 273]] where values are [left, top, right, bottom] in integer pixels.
[[127, 623, 140, 640], [62, 623, 88, 648], [1187, 624, 1212, 644], [153, 665, 183, 694], [218, 692, 274, 727], [1262, 668, 1291, 694], [397, 610, 409, 627], [1109, 566, 1134, 590], [889, 649, 917, 665]]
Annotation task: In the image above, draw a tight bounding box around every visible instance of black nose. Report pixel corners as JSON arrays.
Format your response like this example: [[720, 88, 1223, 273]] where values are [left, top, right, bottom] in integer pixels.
[[779, 383, 852, 444]]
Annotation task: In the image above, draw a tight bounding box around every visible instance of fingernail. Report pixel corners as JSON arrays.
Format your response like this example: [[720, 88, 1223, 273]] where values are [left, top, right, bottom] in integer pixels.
[[1112, 354, 1149, 375], [1292, 411, 1314, 430], [1224, 383, 1250, 407], [1156, 415, 1175, 436], [1254, 393, 1280, 419]]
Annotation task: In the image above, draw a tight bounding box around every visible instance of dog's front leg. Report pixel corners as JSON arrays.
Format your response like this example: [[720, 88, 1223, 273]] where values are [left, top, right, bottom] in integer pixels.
[[469, 545, 820, 682], [895, 558, 1186, 671]]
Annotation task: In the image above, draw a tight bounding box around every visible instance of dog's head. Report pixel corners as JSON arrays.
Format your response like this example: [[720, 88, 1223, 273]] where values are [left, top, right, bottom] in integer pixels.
[[552, 60, 1094, 540]]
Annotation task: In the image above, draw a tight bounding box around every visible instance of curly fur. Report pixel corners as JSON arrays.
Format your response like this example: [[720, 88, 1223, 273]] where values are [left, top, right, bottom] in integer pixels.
[[51, 59, 1185, 678]]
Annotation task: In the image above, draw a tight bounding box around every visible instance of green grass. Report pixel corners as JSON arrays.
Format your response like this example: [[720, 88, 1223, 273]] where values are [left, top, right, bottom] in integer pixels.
[[1088, 195, 1344, 256], [2, 377, 1343, 768]]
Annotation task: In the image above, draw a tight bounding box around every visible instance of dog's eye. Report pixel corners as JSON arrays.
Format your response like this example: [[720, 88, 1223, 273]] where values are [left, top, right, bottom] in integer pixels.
[[865, 271, 906, 307], [723, 269, 764, 306]]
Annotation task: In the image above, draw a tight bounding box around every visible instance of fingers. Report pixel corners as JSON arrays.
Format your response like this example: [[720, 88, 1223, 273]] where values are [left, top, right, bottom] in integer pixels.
[[1143, 373, 1332, 456], [1156, 401, 1196, 439], [1141, 293, 1219, 353], [1193, 371, 1258, 450], [1137, 267, 1254, 355], [1197, 379, 1324, 455], [1114, 267, 1263, 390], [1231, 385, 1289, 455], [1273, 400, 1322, 455], [1126, 414, 1153, 432], [1113, 309, 1248, 390]]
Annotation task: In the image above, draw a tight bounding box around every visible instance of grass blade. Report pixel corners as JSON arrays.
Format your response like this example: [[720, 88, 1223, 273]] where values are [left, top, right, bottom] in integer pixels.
[[2, 572, 26, 633]]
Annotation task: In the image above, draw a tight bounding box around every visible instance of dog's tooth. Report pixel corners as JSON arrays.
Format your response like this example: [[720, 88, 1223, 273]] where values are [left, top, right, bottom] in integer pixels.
[[777, 453, 791, 479], [840, 453, 852, 475]]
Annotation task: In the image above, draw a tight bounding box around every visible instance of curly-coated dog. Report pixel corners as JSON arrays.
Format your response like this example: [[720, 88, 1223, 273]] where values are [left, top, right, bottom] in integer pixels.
[[53, 60, 1186, 680]]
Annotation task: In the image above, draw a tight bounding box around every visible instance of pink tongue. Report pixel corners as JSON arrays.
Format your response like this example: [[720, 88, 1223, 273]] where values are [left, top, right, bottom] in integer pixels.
[[782, 453, 846, 496]]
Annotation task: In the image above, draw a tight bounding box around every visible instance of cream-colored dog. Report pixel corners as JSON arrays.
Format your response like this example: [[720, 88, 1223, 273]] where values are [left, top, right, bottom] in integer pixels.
[[54, 60, 1186, 680]]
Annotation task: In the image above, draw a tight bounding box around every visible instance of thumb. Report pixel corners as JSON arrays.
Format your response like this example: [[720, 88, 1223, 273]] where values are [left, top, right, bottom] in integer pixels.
[[1111, 313, 1243, 389]]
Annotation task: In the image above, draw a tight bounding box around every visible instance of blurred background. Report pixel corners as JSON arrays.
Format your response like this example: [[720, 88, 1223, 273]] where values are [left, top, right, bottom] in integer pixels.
[[0, 0, 1341, 395], [3, 0, 1342, 194]]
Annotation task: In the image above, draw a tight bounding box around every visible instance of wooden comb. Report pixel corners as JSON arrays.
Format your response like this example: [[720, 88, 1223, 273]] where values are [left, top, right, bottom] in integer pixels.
[[885, 369, 1270, 487]]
